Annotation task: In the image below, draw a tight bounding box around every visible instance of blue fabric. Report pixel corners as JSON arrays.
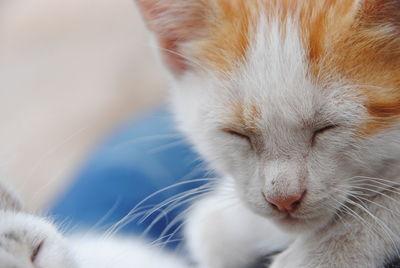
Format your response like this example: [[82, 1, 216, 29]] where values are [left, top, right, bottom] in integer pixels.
[[50, 108, 213, 248]]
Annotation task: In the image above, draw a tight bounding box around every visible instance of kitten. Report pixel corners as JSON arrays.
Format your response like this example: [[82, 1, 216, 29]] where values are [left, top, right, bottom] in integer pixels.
[[2, 0, 400, 267], [135, 0, 400, 267]]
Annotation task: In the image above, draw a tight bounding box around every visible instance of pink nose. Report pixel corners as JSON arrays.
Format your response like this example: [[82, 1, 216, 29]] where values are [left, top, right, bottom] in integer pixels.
[[264, 191, 306, 213]]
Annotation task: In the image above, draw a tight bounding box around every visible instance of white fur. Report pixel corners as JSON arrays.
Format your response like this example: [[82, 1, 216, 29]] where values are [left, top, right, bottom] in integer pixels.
[[0, 181, 187, 268], [0, 209, 188, 268], [2, 1, 400, 268], [185, 178, 294, 268], [0, 211, 78, 268], [70, 236, 187, 268], [171, 12, 400, 268]]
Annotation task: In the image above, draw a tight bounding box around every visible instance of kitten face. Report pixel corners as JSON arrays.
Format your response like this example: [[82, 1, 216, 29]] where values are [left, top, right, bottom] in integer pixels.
[[137, 0, 400, 231], [172, 28, 366, 231]]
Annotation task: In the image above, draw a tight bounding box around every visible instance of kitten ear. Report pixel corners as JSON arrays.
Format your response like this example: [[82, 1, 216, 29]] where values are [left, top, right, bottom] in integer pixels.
[[135, 0, 208, 75]]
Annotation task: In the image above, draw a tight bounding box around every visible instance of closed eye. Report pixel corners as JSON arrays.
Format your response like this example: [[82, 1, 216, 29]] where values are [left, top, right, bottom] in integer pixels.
[[311, 125, 337, 146], [221, 128, 251, 144]]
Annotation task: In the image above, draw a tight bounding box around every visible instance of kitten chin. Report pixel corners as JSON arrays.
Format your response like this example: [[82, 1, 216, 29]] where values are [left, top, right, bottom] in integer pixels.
[[270, 215, 333, 234], [242, 201, 333, 234]]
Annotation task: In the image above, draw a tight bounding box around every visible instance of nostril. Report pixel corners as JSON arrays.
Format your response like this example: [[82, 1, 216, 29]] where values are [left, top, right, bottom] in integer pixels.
[[291, 200, 302, 210], [263, 193, 282, 211], [269, 202, 278, 210]]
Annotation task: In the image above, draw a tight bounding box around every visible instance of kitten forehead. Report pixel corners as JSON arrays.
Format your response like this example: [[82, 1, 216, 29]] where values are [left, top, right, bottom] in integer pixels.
[[191, 1, 360, 131], [138, 0, 400, 134], [231, 18, 317, 126], [194, 0, 361, 74], [193, 0, 400, 135]]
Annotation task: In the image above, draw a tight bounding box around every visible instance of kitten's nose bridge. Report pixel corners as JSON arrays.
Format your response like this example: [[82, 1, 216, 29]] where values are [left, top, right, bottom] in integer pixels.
[[263, 157, 308, 191]]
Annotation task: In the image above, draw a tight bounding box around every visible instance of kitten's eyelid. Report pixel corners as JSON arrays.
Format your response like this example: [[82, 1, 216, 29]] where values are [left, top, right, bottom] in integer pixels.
[[311, 124, 338, 145], [221, 128, 249, 139], [221, 128, 252, 144], [315, 124, 337, 133]]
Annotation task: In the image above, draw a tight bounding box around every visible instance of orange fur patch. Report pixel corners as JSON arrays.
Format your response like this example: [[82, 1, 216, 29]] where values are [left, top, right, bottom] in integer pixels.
[[300, 0, 400, 135], [140, 0, 400, 135], [193, 0, 400, 135], [191, 0, 361, 73], [222, 102, 262, 136], [190, 0, 260, 72]]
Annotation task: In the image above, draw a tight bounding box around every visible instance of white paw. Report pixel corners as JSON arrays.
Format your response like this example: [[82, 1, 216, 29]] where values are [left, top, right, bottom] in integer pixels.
[[269, 239, 312, 268], [0, 211, 77, 268], [185, 181, 294, 268], [270, 255, 304, 268]]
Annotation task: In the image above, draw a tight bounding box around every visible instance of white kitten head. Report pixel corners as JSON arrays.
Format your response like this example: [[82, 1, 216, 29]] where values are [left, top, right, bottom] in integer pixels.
[[137, 0, 400, 231]]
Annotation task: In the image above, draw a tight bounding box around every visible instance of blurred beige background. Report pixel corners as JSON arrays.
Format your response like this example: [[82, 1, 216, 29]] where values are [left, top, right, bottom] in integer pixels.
[[0, 0, 167, 210]]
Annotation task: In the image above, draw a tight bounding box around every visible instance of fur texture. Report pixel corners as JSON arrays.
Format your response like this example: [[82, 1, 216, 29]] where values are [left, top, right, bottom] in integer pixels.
[[136, 0, 400, 267], [1, 0, 399, 267], [0, 181, 188, 268]]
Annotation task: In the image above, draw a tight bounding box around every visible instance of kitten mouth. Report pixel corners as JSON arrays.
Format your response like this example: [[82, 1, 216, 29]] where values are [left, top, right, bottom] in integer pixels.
[[283, 214, 298, 220], [277, 212, 317, 224], [275, 214, 302, 226], [275, 211, 327, 228], [277, 213, 300, 223]]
